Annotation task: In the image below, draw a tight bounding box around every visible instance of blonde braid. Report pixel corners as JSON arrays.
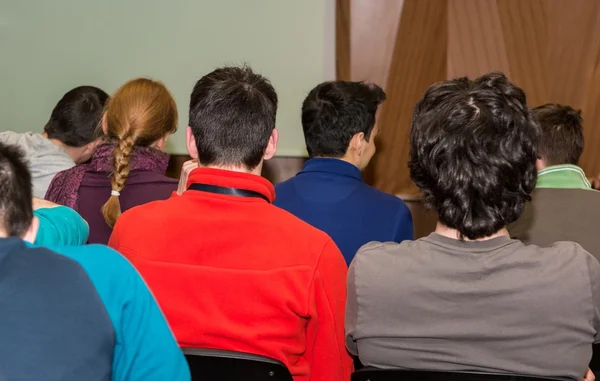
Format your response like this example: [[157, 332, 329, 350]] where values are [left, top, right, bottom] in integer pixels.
[[101, 135, 135, 228]]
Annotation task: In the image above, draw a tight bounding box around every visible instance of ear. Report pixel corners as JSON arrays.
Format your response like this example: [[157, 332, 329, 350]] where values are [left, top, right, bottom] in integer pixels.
[[101, 113, 109, 135], [263, 129, 279, 161], [536, 158, 546, 171], [22, 216, 40, 244], [186, 126, 199, 160], [350, 132, 366, 156]]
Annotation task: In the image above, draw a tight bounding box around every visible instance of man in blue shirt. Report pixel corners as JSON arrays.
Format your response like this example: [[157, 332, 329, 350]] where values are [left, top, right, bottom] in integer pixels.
[[0, 142, 189, 381], [275, 81, 413, 264]]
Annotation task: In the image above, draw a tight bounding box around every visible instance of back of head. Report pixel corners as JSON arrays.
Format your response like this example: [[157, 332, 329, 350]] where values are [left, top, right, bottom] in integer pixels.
[[44, 86, 109, 147], [101, 78, 178, 228], [533, 103, 583, 166], [301, 81, 386, 157], [188, 65, 278, 170], [410, 72, 540, 240], [0, 143, 33, 237]]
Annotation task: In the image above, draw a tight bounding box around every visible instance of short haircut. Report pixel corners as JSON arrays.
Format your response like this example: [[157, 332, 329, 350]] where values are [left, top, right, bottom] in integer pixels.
[[301, 81, 386, 157], [44, 86, 109, 147], [533, 104, 583, 166], [189, 65, 278, 170], [410, 72, 540, 240], [0, 143, 33, 237]]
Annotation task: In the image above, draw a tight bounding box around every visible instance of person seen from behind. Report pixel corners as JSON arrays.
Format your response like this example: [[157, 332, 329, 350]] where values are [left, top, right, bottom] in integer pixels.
[[0, 142, 189, 381], [109, 65, 352, 381], [45, 78, 179, 244], [346, 72, 600, 381], [275, 81, 413, 265]]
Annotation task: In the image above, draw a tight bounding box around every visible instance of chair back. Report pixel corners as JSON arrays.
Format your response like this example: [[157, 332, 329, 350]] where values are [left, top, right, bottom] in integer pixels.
[[183, 348, 293, 381], [590, 344, 600, 374], [351, 369, 564, 381]]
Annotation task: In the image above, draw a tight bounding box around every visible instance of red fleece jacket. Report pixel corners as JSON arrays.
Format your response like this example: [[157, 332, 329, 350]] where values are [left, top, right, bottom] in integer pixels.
[[109, 168, 352, 381]]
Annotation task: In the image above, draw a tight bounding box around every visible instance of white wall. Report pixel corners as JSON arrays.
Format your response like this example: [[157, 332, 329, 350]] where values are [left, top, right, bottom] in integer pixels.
[[0, 0, 334, 155]]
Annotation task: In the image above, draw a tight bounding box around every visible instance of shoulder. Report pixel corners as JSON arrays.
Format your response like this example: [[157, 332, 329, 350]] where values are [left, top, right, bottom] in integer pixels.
[[273, 177, 297, 200], [17, 244, 86, 273], [52, 165, 80, 180], [128, 171, 178, 185], [45, 244, 136, 280], [266, 203, 336, 258], [0, 131, 22, 143], [111, 197, 174, 238], [351, 239, 420, 271], [360, 184, 410, 210], [544, 240, 596, 262]]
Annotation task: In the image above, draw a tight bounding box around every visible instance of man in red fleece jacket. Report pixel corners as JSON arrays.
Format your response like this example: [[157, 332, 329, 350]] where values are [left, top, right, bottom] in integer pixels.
[[109, 65, 352, 381]]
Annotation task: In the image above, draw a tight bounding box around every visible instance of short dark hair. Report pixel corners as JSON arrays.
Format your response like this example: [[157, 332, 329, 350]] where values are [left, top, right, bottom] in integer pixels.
[[44, 86, 109, 147], [533, 104, 583, 165], [0, 143, 33, 237], [188, 65, 278, 170], [301, 81, 386, 157], [410, 72, 540, 240]]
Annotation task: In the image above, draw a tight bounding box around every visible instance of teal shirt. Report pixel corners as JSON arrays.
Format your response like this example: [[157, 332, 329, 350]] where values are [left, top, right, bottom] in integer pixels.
[[34, 206, 89, 246], [28, 243, 191, 381], [536, 164, 592, 189]]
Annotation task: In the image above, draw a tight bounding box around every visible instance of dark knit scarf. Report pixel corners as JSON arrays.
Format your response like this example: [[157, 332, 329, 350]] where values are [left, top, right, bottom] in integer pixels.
[[45, 142, 170, 209]]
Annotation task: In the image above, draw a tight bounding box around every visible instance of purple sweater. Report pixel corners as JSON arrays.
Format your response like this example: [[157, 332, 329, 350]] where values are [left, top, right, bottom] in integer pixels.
[[46, 143, 178, 244]]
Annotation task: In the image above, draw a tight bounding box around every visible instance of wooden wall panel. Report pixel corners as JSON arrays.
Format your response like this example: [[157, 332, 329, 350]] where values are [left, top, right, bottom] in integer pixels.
[[346, 0, 600, 196], [335, 0, 351, 81], [350, 0, 404, 87], [497, 0, 548, 107], [364, 0, 448, 195], [448, 0, 511, 78]]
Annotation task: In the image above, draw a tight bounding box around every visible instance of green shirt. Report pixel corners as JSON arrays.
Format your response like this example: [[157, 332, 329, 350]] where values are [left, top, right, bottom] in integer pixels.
[[536, 164, 592, 190], [34, 206, 89, 246]]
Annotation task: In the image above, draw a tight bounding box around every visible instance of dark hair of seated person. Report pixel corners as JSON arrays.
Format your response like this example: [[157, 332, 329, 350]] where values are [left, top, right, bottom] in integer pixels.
[[301, 81, 386, 158], [409, 72, 541, 240], [0, 143, 33, 236], [533, 103, 583, 166], [43, 86, 110, 147], [188, 65, 278, 170]]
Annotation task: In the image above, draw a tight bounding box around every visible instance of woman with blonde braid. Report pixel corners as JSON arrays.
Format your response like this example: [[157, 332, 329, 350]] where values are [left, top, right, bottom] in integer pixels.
[[46, 78, 179, 244]]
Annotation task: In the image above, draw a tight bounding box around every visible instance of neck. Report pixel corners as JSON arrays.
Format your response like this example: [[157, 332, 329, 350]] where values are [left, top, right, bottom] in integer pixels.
[[435, 222, 509, 241], [333, 154, 360, 170], [42, 132, 79, 163], [201, 162, 263, 177]]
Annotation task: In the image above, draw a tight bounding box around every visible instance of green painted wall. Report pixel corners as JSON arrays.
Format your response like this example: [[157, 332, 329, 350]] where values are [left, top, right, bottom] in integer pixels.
[[0, 0, 329, 155]]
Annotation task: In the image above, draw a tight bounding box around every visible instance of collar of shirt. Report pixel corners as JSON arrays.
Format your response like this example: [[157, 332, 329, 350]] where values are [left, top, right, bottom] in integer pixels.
[[300, 158, 363, 181], [536, 164, 591, 189], [185, 167, 275, 203]]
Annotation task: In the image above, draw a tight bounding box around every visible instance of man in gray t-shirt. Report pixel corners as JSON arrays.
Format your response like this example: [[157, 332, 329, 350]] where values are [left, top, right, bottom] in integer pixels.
[[346, 72, 600, 381], [0, 86, 108, 198]]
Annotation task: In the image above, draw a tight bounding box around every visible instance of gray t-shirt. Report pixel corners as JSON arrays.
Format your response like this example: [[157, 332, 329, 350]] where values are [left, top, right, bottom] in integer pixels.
[[346, 233, 600, 381], [0, 131, 74, 198]]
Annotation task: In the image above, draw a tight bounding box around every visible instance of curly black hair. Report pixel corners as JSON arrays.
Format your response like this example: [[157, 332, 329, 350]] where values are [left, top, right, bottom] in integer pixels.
[[409, 72, 541, 240]]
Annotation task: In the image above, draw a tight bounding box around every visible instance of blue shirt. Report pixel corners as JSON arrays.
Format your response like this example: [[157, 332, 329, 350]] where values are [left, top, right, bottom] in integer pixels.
[[4, 239, 190, 381], [274, 158, 413, 264], [0, 237, 113, 381]]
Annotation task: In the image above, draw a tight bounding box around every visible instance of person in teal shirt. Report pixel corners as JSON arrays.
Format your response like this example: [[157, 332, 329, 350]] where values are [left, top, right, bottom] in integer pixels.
[[33, 198, 90, 245], [0, 142, 190, 380]]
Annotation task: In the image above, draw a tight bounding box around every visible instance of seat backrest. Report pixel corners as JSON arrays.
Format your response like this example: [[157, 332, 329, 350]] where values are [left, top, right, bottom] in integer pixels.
[[183, 348, 294, 381], [590, 344, 600, 374], [351, 369, 564, 381]]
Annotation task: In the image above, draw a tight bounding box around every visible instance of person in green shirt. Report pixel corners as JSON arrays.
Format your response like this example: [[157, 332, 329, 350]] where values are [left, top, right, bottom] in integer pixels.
[[509, 103, 600, 262], [33, 197, 89, 245], [533, 104, 591, 189]]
